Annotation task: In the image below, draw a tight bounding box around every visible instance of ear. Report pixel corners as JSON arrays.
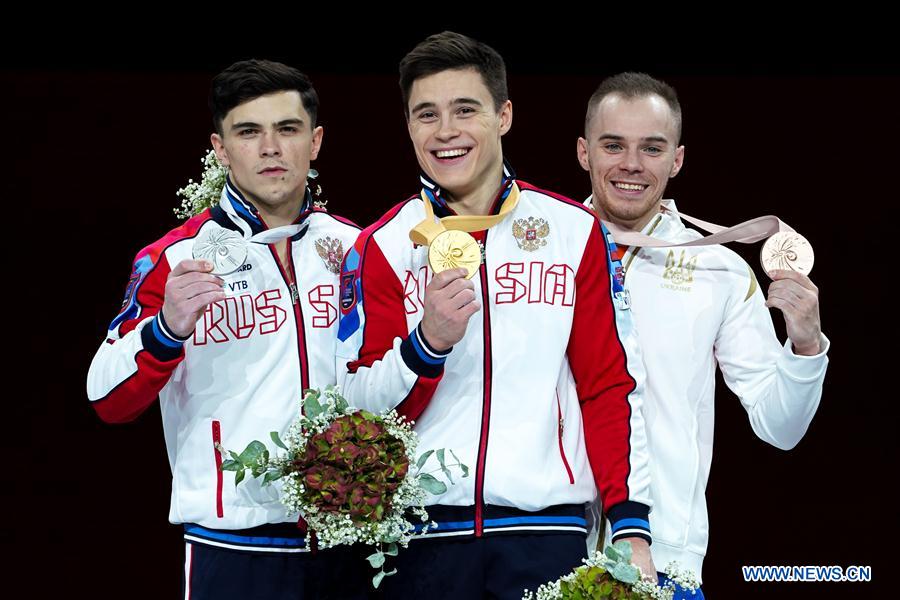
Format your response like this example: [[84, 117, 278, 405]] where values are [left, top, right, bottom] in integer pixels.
[[310, 125, 324, 161], [498, 99, 513, 136], [671, 144, 685, 178], [577, 137, 591, 172], [211, 133, 229, 167]]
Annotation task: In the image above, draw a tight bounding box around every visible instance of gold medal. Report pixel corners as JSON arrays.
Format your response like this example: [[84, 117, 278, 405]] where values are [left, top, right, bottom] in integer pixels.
[[410, 182, 521, 281], [428, 230, 482, 279]]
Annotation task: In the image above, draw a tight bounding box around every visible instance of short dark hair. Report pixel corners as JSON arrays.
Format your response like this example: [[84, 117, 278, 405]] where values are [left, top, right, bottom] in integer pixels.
[[209, 59, 319, 135], [399, 31, 508, 116], [585, 72, 682, 143]]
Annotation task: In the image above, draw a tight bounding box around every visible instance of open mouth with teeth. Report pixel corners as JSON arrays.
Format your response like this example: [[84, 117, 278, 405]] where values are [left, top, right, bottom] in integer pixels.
[[612, 181, 649, 193], [432, 148, 470, 162]]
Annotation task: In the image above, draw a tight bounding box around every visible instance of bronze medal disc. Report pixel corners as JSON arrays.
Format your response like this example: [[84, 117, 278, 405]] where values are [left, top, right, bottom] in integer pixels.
[[760, 231, 814, 277]]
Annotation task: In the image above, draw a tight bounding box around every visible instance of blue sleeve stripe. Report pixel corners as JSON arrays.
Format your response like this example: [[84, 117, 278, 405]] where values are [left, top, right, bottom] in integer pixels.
[[611, 518, 650, 532], [151, 316, 185, 348], [409, 327, 447, 365]]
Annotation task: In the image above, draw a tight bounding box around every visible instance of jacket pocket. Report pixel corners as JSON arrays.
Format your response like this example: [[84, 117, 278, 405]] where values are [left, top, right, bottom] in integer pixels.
[[557, 392, 575, 484]]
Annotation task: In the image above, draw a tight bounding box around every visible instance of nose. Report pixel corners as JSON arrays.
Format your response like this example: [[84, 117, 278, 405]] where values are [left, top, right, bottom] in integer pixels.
[[619, 146, 643, 173], [435, 116, 460, 142], [259, 130, 282, 157]]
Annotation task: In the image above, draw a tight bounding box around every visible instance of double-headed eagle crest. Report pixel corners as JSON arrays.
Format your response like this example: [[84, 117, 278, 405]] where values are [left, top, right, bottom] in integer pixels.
[[315, 237, 344, 274], [512, 217, 550, 252]]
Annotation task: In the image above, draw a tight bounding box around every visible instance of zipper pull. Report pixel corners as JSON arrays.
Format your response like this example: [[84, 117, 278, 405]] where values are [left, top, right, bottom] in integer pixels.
[[289, 282, 299, 305]]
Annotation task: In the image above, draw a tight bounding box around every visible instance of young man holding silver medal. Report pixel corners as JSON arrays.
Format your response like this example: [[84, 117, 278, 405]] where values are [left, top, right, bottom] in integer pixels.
[[335, 32, 655, 597], [87, 60, 364, 599], [577, 72, 829, 597]]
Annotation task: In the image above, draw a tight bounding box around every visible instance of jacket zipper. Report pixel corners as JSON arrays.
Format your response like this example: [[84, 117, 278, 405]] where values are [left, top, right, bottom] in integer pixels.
[[212, 420, 224, 518], [269, 241, 309, 391], [474, 231, 493, 537], [556, 392, 575, 484]]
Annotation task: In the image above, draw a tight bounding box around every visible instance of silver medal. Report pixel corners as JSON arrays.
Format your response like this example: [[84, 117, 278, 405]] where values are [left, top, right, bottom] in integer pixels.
[[760, 231, 814, 277], [193, 225, 248, 275]]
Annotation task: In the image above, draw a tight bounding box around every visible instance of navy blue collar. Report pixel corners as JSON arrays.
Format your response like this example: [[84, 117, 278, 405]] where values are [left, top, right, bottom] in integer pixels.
[[419, 159, 516, 218], [223, 175, 313, 237]]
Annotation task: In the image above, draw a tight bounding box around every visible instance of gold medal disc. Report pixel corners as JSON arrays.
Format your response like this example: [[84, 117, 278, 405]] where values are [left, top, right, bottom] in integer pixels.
[[428, 230, 482, 279]]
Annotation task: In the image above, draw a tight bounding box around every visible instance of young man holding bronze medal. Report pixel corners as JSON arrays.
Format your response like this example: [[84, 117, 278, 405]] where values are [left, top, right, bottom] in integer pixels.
[[577, 72, 830, 598], [86, 60, 365, 599], [335, 32, 655, 597]]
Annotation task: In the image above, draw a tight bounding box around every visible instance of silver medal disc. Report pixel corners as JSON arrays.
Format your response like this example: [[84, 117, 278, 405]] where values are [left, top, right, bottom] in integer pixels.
[[760, 231, 814, 277], [193, 225, 248, 275]]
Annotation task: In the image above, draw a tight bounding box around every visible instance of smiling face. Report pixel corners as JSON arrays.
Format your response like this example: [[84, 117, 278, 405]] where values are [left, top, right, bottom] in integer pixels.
[[210, 90, 323, 219], [406, 68, 511, 205], [578, 93, 684, 230]]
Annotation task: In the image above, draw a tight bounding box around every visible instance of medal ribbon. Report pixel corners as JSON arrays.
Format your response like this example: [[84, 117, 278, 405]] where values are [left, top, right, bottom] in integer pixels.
[[589, 196, 797, 248], [247, 221, 310, 244], [410, 181, 521, 246]]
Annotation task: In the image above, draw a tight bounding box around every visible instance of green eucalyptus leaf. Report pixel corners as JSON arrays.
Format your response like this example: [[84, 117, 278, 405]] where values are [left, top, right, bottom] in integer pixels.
[[234, 469, 245, 486], [239, 440, 268, 467], [418, 473, 447, 495], [612, 540, 633, 562], [436, 449, 453, 484], [366, 551, 385, 568], [270, 431, 288, 450], [610, 562, 639, 585], [415, 450, 435, 470], [384, 542, 399, 556], [220, 459, 240, 472], [372, 570, 385, 589], [262, 470, 283, 485], [372, 568, 397, 588], [449, 449, 469, 477], [303, 390, 324, 419]]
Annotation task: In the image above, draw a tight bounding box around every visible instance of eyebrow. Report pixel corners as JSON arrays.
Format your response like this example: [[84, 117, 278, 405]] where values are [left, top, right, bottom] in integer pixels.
[[231, 118, 304, 131], [452, 97, 483, 107], [410, 97, 484, 114], [596, 133, 670, 144]]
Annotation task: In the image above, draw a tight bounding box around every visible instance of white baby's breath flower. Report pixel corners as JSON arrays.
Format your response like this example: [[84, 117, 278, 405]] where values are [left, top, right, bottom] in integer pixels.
[[174, 149, 228, 219]]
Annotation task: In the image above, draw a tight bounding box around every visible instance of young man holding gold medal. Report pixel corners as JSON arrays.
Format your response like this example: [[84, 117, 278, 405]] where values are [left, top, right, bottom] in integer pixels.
[[87, 60, 364, 599], [577, 72, 830, 598], [336, 32, 654, 596]]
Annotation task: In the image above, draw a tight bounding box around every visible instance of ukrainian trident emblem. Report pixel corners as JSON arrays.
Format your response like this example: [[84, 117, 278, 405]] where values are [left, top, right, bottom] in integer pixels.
[[663, 250, 698, 285]]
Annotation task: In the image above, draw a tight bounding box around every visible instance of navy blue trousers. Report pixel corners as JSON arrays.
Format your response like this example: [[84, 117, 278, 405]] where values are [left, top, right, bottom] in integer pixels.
[[181, 524, 370, 599], [375, 533, 588, 600]]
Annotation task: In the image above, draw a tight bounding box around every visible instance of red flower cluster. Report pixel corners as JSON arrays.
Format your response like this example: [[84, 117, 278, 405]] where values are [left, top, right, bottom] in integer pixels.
[[293, 411, 410, 523]]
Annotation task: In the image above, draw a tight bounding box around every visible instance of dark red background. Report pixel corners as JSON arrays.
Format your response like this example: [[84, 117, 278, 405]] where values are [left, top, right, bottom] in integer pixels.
[[7, 20, 896, 599]]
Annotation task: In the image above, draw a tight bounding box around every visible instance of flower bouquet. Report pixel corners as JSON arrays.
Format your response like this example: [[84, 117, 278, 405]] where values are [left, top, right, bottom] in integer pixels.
[[218, 386, 466, 588], [523, 541, 699, 600]]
